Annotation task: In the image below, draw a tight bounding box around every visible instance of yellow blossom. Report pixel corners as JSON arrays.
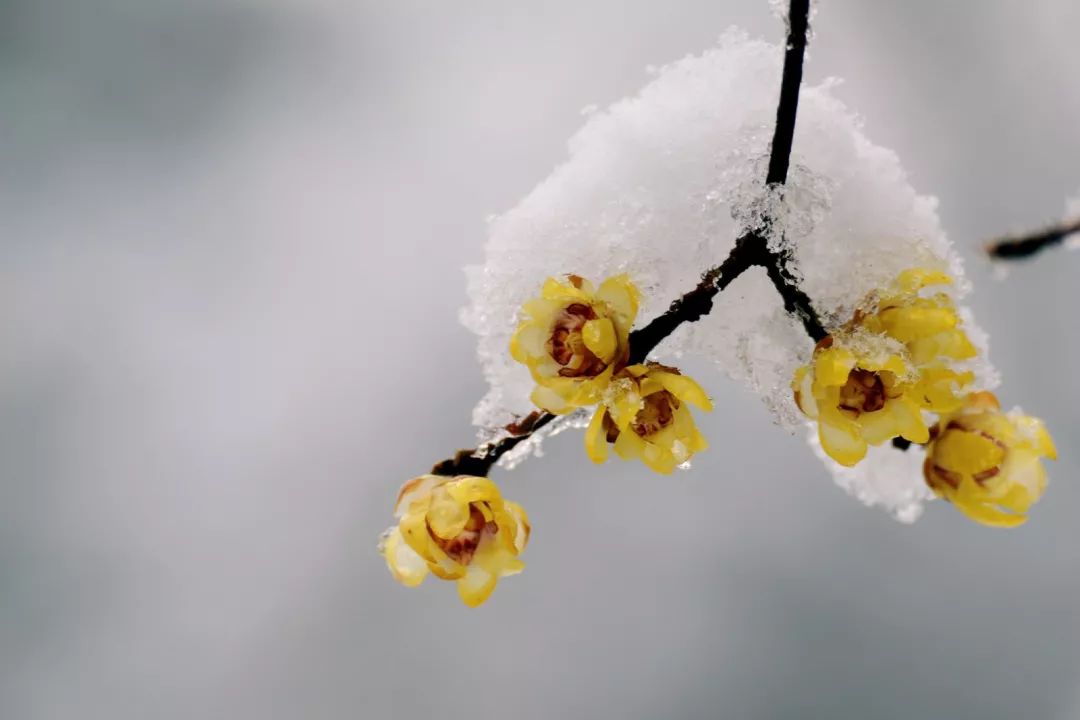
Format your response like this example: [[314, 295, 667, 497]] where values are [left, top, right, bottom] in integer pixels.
[[793, 335, 930, 467], [585, 363, 712, 474], [863, 267, 978, 370], [510, 274, 639, 414], [792, 268, 983, 466], [924, 391, 1057, 528], [379, 474, 530, 607]]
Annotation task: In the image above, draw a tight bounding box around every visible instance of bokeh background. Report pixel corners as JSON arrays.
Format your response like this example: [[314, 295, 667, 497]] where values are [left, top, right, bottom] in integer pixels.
[[2, 1, 1079, 718]]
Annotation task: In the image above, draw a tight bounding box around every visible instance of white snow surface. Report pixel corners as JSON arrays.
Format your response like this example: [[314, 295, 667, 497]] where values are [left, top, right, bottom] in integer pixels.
[[461, 30, 997, 519]]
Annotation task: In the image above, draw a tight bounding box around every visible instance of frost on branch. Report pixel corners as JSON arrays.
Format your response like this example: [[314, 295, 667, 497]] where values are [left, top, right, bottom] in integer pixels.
[[461, 31, 998, 519]]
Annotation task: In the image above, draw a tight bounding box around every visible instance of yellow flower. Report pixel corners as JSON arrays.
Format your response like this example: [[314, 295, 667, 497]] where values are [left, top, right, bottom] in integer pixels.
[[510, 274, 640, 414], [863, 267, 977, 369], [379, 474, 530, 607], [584, 363, 712, 474], [793, 335, 930, 467], [924, 391, 1057, 528], [792, 268, 983, 466]]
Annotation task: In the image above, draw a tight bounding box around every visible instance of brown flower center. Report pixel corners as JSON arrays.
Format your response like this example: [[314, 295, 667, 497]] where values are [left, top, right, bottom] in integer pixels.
[[429, 504, 496, 566], [631, 391, 679, 438], [838, 369, 886, 414], [548, 303, 608, 378]]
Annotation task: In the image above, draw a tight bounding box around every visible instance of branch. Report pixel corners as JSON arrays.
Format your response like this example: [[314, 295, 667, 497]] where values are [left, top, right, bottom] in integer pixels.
[[766, 0, 809, 187], [432, 0, 824, 477], [985, 217, 1080, 260]]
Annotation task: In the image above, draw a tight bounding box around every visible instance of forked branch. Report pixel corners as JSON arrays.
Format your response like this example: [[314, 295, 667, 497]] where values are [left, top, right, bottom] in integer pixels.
[[432, 0, 824, 477]]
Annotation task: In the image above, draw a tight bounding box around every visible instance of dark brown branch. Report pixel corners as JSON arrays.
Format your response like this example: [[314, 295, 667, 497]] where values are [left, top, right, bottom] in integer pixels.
[[431, 0, 823, 477], [986, 217, 1080, 260], [766, 0, 810, 186]]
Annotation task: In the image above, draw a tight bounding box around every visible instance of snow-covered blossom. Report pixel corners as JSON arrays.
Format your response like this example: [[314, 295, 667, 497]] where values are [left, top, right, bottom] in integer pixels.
[[379, 475, 530, 607], [510, 274, 639, 414], [793, 268, 978, 467], [793, 335, 928, 466], [585, 363, 712, 474], [923, 392, 1057, 528]]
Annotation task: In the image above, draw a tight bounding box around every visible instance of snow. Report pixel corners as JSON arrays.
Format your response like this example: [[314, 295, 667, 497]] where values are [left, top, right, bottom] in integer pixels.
[[460, 30, 998, 518]]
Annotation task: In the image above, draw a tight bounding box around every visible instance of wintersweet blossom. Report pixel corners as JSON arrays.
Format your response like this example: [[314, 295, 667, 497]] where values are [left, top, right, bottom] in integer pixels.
[[379, 474, 530, 607], [924, 391, 1056, 528], [863, 268, 977, 368], [510, 274, 639, 414], [793, 334, 929, 466], [793, 268, 982, 466], [585, 363, 712, 474]]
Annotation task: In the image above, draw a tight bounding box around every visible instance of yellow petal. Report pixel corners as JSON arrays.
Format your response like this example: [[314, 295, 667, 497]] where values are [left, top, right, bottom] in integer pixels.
[[399, 509, 436, 561], [792, 365, 818, 418], [596, 274, 640, 322], [858, 407, 899, 445], [426, 487, 471, 539], [393, 474, 443, 518], [530, 384, 574, 414], [952, 498, 1028, 528], [541, 276, 588, 302], [445, 476, 502, 506], [456, 563, 498, 607], [654, 371, 713, 411], [896, 267, 952, 292], [582, 318, 617, 364], [510, 322, 548, 362], [935, 429, 1005, 477], [1012, 415, 1057, 460], [819, 415, 868, 467], [688, 428, 708, 453], [879, 305, 957, 343], [613, 428, 646, 460], [502, 501, 531, 553], [891, 396, 930, 444], [1000, 450, 1048, 500], [585, 406, 610, 464], [381, 527, 429, 588], [640, 442, 677, 475], [814, 346, 856, 387]]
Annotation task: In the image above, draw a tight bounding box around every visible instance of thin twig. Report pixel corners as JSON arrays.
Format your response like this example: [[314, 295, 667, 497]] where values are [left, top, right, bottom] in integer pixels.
[[431, 0, 823, 476], [986, 217, 1080, 260]]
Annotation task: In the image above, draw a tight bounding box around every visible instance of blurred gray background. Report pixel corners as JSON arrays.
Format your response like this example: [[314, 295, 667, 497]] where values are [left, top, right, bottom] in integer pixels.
[[1, 1, 1078, 718]]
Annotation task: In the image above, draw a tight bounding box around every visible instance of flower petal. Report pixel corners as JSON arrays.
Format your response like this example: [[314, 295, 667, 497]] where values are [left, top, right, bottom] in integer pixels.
[[585, 406, 610, 464], [613, 428, 646, 460], [503, 501, 531, 553], [819, 415, 868, 467], [394, 474, 444, 518], [530, 384, 574, 414], [457, 563, 498, 607], [582, 318, 618, 364], [381, 527, 429, 588], [892, 396, 930, 444], [446, 476, 502, 506], [655, 371, 713, 411], [792, 365, 818, 418], [596, 274, 640, 323], [426, 487, 472, 539], [640, 442, 677, 475], [814, 346, 856, 387], [510, 322, 549, 362]]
